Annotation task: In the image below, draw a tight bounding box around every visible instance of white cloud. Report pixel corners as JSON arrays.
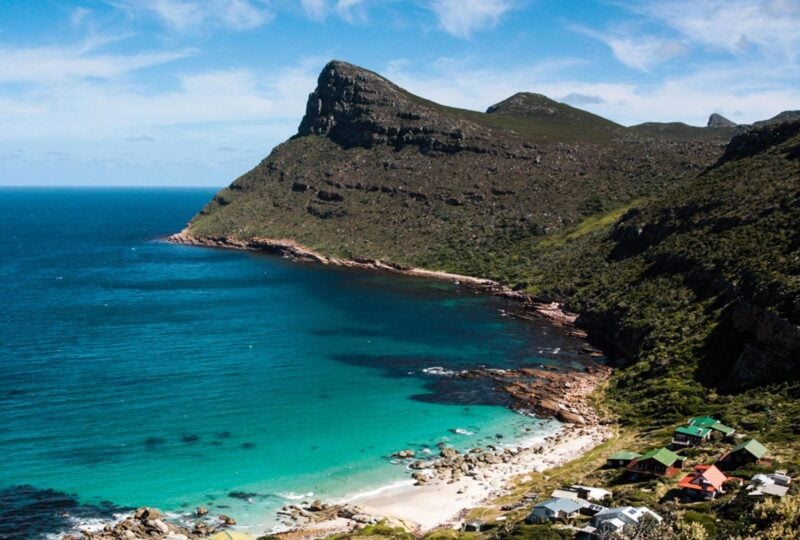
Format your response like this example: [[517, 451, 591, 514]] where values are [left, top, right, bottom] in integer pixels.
[[573, 25, 688, 71], [114, 0, 273, 32], [0, 42, 192, 83], [300, 0, 329, 22], [125, 134, 156, 142], [429, 0, 513, 38], [335, 0, 369, 23], [0, 55, 322, 141], [295, 0, 369, 24], [70, 7, 92, 26], [632, 0, 800, 62]]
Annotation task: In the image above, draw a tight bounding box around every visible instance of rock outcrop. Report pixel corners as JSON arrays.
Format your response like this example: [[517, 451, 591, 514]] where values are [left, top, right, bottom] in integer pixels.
[[708, 113, 737, 128]]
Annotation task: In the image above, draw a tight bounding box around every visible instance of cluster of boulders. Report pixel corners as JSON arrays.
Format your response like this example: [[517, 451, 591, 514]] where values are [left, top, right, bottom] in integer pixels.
[[62, 507, 236, 540], [393, 444, 524, 486], [276, 500, 378, 528]]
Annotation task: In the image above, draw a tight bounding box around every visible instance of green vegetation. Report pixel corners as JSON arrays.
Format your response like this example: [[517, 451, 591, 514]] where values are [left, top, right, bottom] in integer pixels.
[[182, 62, 800, 538]]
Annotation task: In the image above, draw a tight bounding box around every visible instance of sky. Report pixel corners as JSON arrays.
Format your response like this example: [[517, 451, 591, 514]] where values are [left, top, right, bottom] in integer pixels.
[[1, 0, 798, 186]]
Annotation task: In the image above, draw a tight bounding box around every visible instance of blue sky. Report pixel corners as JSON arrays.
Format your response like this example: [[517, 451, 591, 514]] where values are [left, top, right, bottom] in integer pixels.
[[1, 0, 798, 186]]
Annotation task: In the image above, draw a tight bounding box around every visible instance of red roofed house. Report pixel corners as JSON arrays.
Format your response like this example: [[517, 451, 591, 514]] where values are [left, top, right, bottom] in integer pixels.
[[679, 465, 729, 500]]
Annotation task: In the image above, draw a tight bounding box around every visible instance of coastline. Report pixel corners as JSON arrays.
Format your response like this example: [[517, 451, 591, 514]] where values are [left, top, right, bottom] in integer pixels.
[[338, 424, 608, 534], [166, 230, 579, 328], [269, 367, 611, 537], [68, 230, 614, 539], [69, 422, 609, 540]]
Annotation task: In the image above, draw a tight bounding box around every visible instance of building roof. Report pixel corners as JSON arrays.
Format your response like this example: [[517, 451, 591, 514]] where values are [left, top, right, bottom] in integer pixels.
[[679, 465, 728, 493], [761, 484, 790, 497], [609, 451, 641, 461], [732, 439, 768, 459], [689, 416, 717, 427], [688, 416, 735, 435], [592, 506, 662, 527], [571, 485, 613, 501], [688, 415, 720, 426], [637, 447, 681, 467], [675, 425, 711, 438], [711, 422, 735, 436], [551, 489, 581, 501], [533, 497, 583, 514]]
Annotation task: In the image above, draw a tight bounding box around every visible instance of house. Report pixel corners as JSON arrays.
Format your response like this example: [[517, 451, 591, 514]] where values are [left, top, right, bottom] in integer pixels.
[[718, 439, 768, 470], [672, 425, 712, 447], [549, 490, 608, 516], [581, 506, 662, 538], [549, 486, 611, 516], [627, 447, 684, 477], [747, 471, 791, 498], [526, 497, 583, 523], [678, 465, 729, 499], [571, 485, 613, 502], [607, 450, 641, 468], [688, 416, 736, 439]]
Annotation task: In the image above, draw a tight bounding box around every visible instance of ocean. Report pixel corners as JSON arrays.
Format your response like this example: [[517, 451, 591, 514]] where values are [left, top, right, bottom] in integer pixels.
[[0, 188, 584, 538]]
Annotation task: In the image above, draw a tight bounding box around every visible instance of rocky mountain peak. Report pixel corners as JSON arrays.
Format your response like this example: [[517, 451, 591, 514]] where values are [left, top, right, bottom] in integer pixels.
[[297, 60, 403, 142], [707, 113, 736, 128], [295, 60, 488, 153], [486, 92, 560, 117]]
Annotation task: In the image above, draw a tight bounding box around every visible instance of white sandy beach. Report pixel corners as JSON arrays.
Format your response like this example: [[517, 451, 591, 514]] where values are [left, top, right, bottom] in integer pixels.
[[276, 424, 610, 537]]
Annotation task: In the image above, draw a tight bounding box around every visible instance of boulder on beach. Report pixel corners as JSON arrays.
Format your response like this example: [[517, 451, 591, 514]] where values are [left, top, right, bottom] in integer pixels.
[[218, 514, 236, 526]]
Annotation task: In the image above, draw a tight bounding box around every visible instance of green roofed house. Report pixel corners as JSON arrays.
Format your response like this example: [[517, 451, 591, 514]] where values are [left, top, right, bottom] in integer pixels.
[[688, 416, 736, 439], [718, 439, 768, 470], [607, 451, 642, 468], [627, 448, 684, 477], [672, 425, 712, 447]]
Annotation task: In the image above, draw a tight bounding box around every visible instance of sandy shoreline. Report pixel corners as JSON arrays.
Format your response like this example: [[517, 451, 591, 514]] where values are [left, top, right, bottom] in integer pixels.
[[356, 425, 608, 530], [272, 423, 610, 538]]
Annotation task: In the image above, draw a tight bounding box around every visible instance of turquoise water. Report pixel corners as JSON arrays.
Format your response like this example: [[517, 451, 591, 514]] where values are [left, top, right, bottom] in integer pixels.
[[0, 188, 584, 538]]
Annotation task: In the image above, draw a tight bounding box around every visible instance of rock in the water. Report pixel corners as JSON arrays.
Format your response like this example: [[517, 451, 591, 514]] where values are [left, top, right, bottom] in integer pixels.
[[218, 514, 236, 526]]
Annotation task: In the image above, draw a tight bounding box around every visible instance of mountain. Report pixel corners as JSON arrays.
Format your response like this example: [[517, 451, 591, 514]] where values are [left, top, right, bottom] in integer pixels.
[[629, 120, 740, 141], [708, 112, 737, 128], [754, 110, 800, 128], [182, 60, 727, 270], [523, 120, 799, 397], [178, 60, 799, 423]]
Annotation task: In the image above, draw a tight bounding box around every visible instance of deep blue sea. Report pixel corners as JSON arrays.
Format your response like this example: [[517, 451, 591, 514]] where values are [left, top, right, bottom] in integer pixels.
[[0, 188, 585, 538]]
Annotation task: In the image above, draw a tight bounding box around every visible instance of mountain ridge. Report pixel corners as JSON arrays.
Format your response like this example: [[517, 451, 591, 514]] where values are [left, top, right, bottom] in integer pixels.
[[171, 59, 800, 540], [184, 60, 728, 270]]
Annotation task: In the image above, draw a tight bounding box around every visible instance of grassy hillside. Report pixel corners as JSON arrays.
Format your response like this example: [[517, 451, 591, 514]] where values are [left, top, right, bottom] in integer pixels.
[[188, 61, 727, 269]]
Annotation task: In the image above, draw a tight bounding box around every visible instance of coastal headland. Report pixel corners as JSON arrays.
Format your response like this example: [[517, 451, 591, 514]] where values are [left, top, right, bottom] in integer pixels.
[[71, 58, 800, 539]]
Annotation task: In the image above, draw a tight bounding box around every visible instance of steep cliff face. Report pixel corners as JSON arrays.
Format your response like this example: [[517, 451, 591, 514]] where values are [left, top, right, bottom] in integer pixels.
[[185, 60, 727, 269], [296, 61, 491, 154]]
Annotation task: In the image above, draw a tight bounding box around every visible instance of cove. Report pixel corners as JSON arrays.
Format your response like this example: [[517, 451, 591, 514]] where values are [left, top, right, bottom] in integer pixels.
[[0, 188, 586, 537]]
